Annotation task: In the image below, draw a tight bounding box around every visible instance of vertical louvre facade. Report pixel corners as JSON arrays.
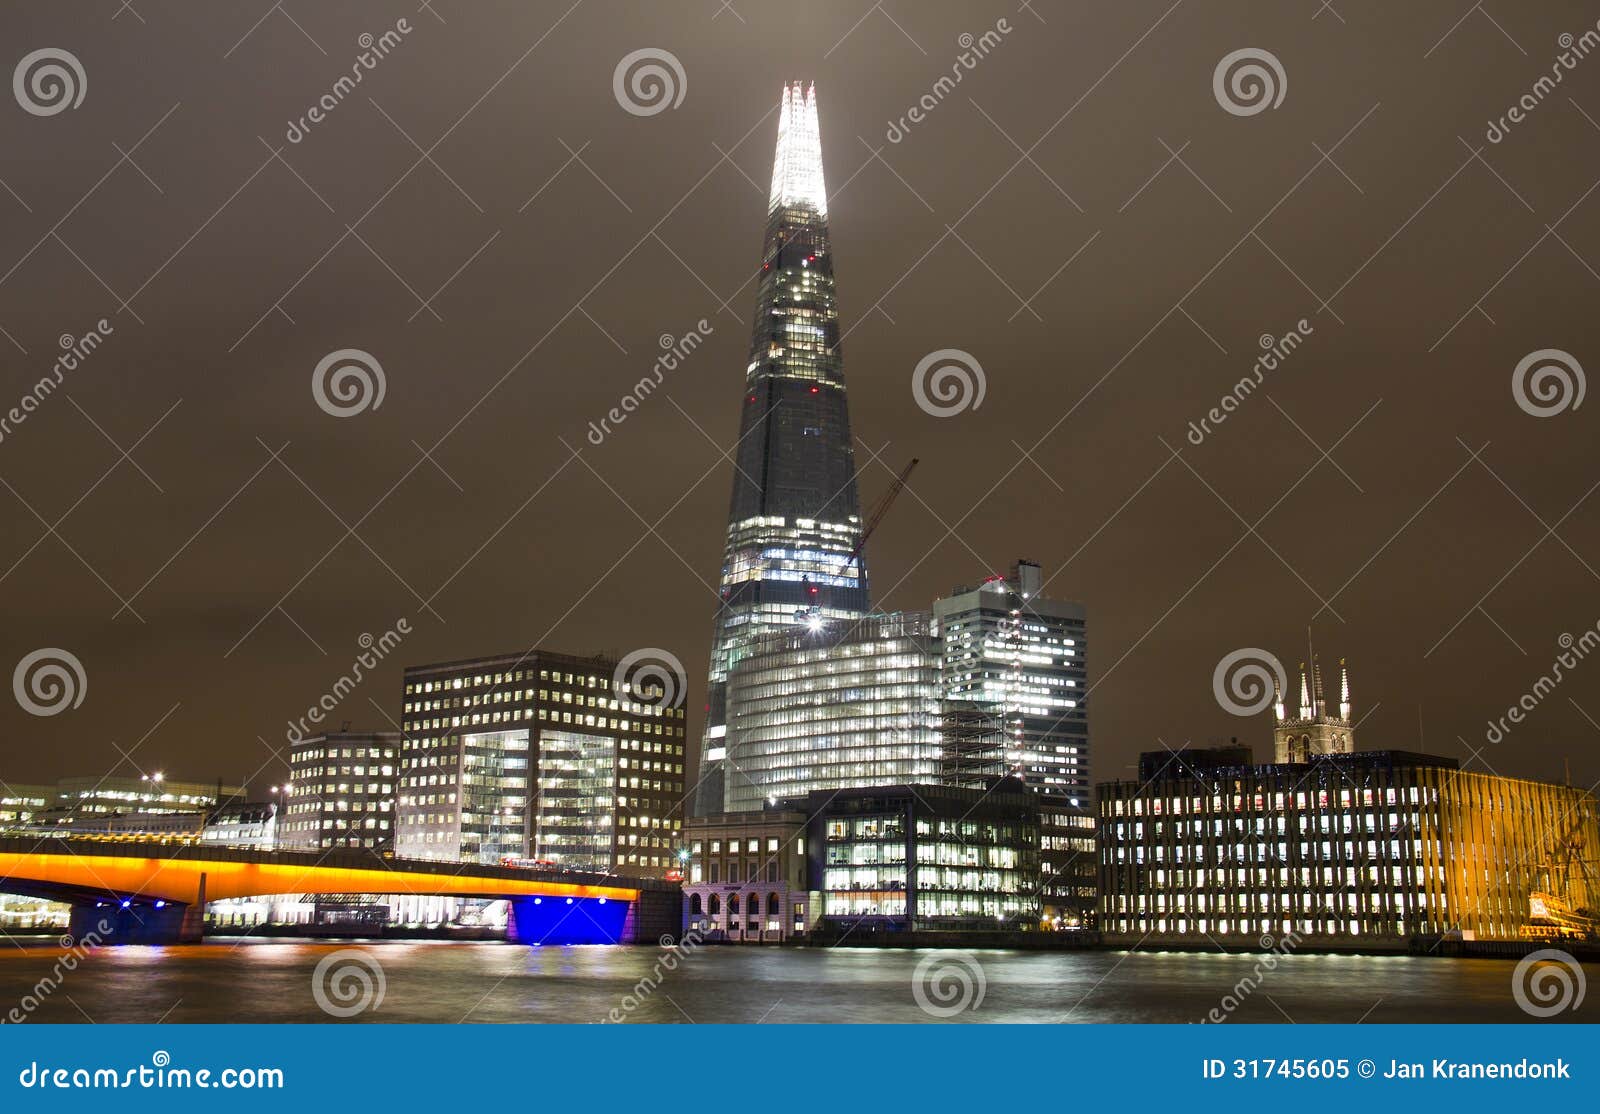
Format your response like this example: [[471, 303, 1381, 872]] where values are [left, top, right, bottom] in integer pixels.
[[1099, 748, 1600, 944], [699, 82, 868, 814]]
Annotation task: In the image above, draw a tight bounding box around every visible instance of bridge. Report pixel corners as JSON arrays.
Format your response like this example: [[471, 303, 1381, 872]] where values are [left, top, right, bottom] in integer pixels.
[[0, 836, 681, 946]]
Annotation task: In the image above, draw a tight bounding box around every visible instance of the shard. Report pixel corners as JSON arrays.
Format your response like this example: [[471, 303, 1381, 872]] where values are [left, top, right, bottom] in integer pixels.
[[695, 83, 868, 815]]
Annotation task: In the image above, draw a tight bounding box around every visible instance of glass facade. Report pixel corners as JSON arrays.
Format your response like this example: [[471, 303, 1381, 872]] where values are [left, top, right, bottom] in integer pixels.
[[723, 612, 942, 812], [534, 730, 615, 871], [397, 651, 686, 877], [933, 561, 1088, 805], [699, 82, 869, 814], [805, 784, 1042, 931]]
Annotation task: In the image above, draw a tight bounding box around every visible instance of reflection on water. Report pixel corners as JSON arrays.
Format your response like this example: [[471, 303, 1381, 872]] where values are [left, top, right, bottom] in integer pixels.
[[0, 937, 1589, 1024]]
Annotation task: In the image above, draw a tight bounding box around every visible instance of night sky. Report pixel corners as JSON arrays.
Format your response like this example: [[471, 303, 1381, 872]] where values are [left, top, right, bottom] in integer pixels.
[[0, 1, 1596, 798]]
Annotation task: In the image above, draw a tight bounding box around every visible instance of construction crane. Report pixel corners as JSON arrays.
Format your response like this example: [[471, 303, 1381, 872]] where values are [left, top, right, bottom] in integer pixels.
[[840, 457, 919, 578], [795, 457, 919, 629]]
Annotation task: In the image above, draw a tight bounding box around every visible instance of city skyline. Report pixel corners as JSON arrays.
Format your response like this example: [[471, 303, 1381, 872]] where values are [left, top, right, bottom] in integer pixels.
[[0, 2, 1596, 809]]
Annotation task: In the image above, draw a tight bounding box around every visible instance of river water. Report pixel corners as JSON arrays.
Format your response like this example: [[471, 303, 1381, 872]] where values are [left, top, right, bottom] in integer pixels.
[[0, 938, 1589, 1024]]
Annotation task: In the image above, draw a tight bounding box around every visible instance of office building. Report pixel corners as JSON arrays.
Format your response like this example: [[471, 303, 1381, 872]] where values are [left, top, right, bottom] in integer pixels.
[[0, 784, 54, 831], [10, 775, 243, 836], [200, 800, 278, 849], [722, 612, 943, 812], [699, 82, 871, 814], [279, 731, 398, 852], [396, 650, 686, 877], [1098, 744, 1600, 946], [934, 559, 1094, 924], [807, 781, 1042, 932]]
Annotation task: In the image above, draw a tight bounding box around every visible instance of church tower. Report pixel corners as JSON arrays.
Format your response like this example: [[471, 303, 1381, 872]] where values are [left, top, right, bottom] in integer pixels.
[[1272, 644, 1354, 763]]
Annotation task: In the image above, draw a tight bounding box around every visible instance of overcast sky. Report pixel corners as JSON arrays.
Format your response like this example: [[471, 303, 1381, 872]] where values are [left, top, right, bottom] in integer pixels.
[[0, 0, 1596, 799]]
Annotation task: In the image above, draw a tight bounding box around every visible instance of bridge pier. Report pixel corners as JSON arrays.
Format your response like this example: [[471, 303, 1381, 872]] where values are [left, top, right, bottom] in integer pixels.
[[68, 901, 196, 946], [622, 888, 682, 945]]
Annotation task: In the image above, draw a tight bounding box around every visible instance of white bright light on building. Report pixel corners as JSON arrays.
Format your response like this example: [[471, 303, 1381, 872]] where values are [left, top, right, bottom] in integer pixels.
[[769, 81, 827, 216]]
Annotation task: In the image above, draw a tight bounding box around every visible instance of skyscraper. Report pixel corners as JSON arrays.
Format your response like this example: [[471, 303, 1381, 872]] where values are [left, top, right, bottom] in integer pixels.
[[698, 82, 869, 814]]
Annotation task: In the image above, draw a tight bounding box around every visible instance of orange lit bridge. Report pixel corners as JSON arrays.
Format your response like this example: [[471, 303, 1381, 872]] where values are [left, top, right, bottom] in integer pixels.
[[0, 836, 681, 946]]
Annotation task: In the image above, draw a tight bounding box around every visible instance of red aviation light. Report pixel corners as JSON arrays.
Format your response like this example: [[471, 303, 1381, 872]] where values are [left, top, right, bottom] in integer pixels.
[[809, 385, 819, 394]]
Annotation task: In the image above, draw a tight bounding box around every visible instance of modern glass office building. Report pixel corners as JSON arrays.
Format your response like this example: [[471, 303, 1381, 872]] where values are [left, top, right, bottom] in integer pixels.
[[932, 560, 1089, 806], [698, 81, 870, 815], [722, 612, 943, 812], [805, 782, 1042, 931], [933, 560, 1095, 924], [396, 650, 686, 877]]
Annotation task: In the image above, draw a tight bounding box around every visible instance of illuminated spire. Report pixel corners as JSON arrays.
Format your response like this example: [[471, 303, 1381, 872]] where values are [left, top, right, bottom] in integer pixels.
[[769, 81, 827, 217], [1272, 675, 1285, 722], [1298, 663, 1311, 718], [1339, 658, 1351, 721]]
